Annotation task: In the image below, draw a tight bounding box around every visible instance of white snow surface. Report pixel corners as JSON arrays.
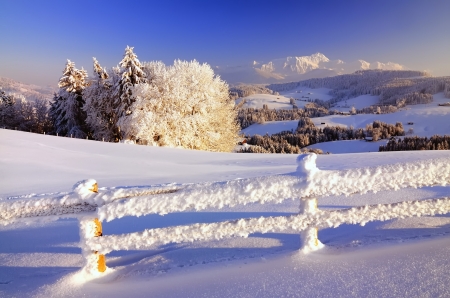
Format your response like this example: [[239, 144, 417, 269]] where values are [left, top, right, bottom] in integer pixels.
[[331, 94, 380, 112], [1, 129, 450, 297], [236, 87, 333, 110]]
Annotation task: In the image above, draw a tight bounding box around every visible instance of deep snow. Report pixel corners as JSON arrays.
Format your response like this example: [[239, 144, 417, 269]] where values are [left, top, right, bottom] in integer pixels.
[[1, 129, 450, 297]]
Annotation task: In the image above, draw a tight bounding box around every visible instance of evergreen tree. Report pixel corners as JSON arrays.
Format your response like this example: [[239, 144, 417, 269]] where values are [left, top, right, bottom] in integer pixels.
[[84, 58, 119, 141], [50, 60, 89, 137], [0, 89, 16, 127], [113, 46, 147, 139]]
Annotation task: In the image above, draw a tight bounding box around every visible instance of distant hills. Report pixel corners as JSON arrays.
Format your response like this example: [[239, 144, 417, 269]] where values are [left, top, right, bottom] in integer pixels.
[[0, 77, 55, 102], [215, 52, 405, 85]]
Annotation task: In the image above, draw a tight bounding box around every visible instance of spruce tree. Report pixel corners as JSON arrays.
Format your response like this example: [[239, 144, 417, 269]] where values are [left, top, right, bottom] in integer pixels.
[[113, 46, 147, 138], [84, 57, 119, 141], [50, 60, 89, 137]]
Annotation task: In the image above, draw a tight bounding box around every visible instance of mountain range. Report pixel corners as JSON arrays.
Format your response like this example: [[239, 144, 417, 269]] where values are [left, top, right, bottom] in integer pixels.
[[215, 52, 405, 85]]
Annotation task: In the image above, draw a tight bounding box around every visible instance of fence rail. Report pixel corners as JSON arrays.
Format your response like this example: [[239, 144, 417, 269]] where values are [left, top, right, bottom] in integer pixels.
[[1, 153, 450, 276]]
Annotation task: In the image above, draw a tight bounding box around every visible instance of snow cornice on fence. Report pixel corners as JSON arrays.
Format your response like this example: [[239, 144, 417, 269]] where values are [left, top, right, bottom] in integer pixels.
[[96, 154, 450, 222], [87, 197, 450, 255], [1, 154, 450, 225]]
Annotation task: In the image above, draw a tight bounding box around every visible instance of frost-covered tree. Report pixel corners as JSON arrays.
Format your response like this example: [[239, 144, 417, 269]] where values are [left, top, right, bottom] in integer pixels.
[[0, 89, 15, 127], [113, 46, 147, 125], [83, 58, 120, 141], [118, 60, 239, 152], [49, 60, 89, 137]]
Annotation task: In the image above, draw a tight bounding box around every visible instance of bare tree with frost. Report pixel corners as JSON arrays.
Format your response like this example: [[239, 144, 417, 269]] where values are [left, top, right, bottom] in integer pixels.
[[49, 60, 88, 137]]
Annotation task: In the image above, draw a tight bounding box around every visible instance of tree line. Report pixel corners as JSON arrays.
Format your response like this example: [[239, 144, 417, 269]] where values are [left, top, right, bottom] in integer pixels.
[[0, 90, 52, 133], [379, 135, 450, 151], [238, 119, 405, 154]]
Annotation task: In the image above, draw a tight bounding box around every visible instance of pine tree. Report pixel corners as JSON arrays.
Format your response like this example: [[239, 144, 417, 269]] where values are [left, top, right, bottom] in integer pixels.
[[84, 58, 119, 141], [113, 46, 147, 139], [0, 89, 16, 127], [50, 60, 88, 137]]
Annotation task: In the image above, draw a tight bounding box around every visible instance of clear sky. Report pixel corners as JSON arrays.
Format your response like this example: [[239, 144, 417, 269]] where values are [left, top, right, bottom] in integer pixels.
[[1, 0, 449, 86]]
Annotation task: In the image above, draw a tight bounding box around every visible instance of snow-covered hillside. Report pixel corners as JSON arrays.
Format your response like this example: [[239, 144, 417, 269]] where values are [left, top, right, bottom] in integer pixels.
[[235, 86, 333, 110], [241, 92, 450, 154], [0, 76, 55, 102], [1, 129, 450, 297], [217, 53, 405, 84]]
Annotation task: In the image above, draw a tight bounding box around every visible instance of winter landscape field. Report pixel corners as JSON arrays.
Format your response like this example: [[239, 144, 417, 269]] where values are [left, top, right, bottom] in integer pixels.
[[1, 125, 450, 297]]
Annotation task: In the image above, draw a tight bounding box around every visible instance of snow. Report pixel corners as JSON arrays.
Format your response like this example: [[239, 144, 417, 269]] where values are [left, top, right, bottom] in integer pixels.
[[236, 94, 301, 110], [306, 139, 385, 154], [236, 87, 333, 110], [241, 92, 450, 154], [279, 86, 333, 102], [241, 120, 298, 136], [331, 94, 380, 112], [1, 129, 450, 297], [310, 92, 450, 136]]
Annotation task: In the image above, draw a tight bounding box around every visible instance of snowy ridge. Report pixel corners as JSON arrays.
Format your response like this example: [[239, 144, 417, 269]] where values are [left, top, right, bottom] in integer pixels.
[[97, 154, 450, 222], [87, 197, 450, 254]]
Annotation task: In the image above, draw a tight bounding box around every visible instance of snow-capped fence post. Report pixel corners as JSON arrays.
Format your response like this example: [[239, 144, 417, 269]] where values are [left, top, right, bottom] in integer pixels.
[[75, 179, 107, 275], [79, 217, 107, 275], [299, 197, 323, 253], [297, 153, 324, 253]]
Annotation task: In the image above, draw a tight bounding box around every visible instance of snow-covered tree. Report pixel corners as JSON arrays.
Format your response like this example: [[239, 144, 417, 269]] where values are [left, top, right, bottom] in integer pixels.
[[113, 46, 147, 125], [83, 58, 120, 141], [0, 89, 15, 127], [49, 60, 89, 137], [118, 60, 239, 152]]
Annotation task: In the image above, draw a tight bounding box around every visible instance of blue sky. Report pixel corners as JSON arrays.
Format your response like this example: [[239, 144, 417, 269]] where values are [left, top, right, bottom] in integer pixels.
[[1, 0, 449, 86]]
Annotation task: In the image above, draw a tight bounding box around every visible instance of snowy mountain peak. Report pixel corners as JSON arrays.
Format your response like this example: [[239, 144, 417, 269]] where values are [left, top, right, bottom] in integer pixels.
[[258, 52, 331, 75], [216, 53, 406, 85]]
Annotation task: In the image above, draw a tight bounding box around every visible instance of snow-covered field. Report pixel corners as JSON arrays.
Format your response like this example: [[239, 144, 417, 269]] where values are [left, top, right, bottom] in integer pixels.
[[241, 92, 450, 154], [236, 87, 333, 110], [330, 94, 380, 112], [1, 128, 450, 297], [279, 86, 333, 102]]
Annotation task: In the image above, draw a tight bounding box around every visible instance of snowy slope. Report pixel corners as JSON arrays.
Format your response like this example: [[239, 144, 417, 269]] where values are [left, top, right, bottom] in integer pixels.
[[236, 87, 333, 110], [330, 94, 380, 112], [0, 76, 55, 102], [310, 92, 450, 136], [1, 129, 450, 297], [241, 92, 450, 153]]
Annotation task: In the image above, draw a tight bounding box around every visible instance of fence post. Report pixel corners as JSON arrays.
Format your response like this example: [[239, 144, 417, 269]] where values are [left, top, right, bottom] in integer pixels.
[[75, 179, 107, 275], [296, 153, 324, 253], [79, 217, 107, 274], [299, 197, 323, 253]]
